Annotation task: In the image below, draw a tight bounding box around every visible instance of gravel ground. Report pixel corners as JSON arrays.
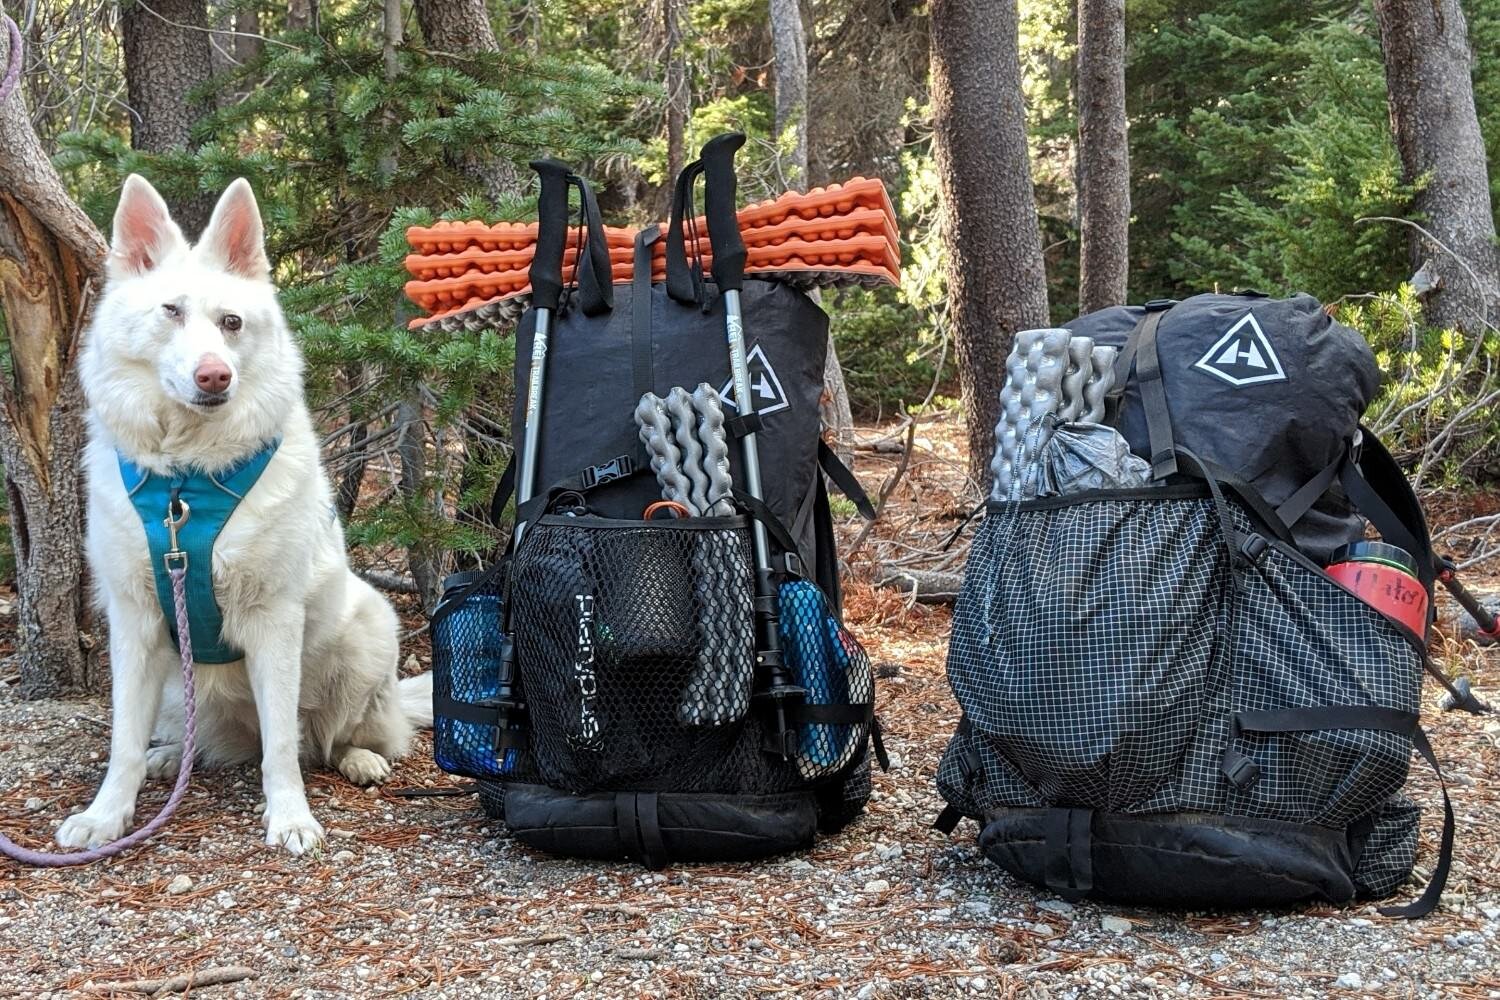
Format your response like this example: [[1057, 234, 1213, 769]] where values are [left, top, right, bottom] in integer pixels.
[[1, 582, 1497, 1000]]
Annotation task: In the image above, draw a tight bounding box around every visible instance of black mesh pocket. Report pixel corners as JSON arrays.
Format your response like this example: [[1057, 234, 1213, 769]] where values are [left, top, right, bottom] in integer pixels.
[[431, 570, 520, 780], [510, 514, 757, 794]]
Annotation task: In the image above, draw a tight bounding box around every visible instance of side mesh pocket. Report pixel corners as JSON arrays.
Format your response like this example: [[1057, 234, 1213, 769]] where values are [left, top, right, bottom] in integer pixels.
[[431, 569, 515, 780], [780, 578, 874, 782]]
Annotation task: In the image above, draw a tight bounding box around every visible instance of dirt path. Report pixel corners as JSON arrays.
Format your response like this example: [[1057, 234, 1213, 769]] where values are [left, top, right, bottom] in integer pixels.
[[2, 416, 1497, 998]]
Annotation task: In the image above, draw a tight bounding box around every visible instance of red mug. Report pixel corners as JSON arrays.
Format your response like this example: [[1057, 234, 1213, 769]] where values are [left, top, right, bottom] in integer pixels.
[[1325, 541, 1429, 635]]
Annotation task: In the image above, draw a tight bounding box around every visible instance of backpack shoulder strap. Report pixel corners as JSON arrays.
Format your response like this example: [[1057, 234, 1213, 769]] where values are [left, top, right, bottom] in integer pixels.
[[1341, 428, 1435, 593]]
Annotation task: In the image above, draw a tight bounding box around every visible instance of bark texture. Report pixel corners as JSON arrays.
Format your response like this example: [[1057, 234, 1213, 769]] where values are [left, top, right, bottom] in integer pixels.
[[414, 0, 499, 53], [770, 0, 854, 466], [1374, 0, 1500, 332], [120, 0, 216, 233], [0, 25, 107, 697], [664, 0, 687, 185], [413, 0, 521, 202], [770, 0, 810, 185], [1076, 0, 1129, 313], [930, 0, 1050, 484]]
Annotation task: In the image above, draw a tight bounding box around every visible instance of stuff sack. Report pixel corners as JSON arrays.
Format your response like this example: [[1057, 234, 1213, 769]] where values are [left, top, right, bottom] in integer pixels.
[[432, 135, 884, 865], [1066, 293, 1380, 560]]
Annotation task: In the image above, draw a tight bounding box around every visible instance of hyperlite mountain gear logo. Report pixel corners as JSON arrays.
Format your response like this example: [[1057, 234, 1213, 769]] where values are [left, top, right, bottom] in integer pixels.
[[719, 343, 790, 416], [1193, 312, 1287, 387]]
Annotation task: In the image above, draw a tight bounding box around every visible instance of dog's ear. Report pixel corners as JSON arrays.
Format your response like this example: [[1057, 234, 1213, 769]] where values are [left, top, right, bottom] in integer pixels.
[[108, 175, 188, 279], [196, 178, 270, 282]]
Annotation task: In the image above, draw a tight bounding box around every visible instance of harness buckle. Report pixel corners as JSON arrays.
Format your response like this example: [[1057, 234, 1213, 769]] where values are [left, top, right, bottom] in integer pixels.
[[163, 500, 191, 572]]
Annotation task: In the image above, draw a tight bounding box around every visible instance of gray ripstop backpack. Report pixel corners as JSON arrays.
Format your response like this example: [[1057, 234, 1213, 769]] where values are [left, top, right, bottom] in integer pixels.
[[936, 295, 1457, 917], [429, 135, 886, 867]]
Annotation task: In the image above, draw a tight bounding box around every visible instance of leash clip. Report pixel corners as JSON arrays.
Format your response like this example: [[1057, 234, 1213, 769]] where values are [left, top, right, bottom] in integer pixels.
[[163, 500, 191, 571]]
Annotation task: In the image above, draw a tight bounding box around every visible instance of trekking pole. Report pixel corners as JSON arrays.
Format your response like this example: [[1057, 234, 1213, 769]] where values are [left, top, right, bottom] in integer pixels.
[[1433, 556, 1494, 714], [484, 158, 574, 773], [700, 132, 805, 758], [514, 158, 572, 546]]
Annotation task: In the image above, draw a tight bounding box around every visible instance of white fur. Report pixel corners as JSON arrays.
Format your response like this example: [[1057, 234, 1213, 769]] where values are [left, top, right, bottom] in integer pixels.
[[56, 175, 429, 856]]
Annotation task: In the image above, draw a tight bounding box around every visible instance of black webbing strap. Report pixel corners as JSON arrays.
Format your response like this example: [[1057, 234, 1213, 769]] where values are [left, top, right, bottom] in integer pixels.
[[1134, 310, 1178, 478], [731, 489, 803, 562], [1276, 450, 1346, 529], [1172, 448, 1298, 547], [1343, 430, 1436, 594], [570, 173, 614, 316], [933, 805, 965, 834], [665, 160, 707, 305], [1044, 807, 1095, 900], [487, 455, 517, 528], [631, 226, 659, 401], [818, 441, 877, 520], [1227, 706, 1453, 919], [614, 792, 669, 870], [433, 694, 502, 727]]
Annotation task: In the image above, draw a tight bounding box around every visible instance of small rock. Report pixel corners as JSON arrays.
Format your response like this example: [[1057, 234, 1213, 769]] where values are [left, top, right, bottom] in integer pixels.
[[215, 891, 236, 910], [1209, 952, 1229, 968], [1100, 915, 1132, 934], [98, 888, 123, 899], [329, 828, 357, 840], [404, 654, 421, 673], [331, 850, 356, 865], [1038, 899, 1075, 917], [23, 797, 43, 813], [282, 945, 297, 958], [1335, 972, 1363, 990], [856, 985, 877, 1000], [972, 977, 989, 992], [165, 875, 193, 895], [863, 879, 890, 894]]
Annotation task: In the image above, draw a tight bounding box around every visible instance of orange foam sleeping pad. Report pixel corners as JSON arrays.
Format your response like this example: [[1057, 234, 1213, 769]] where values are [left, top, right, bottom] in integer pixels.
[[404, 236, 900, 313], [405, 178, 895, 255]]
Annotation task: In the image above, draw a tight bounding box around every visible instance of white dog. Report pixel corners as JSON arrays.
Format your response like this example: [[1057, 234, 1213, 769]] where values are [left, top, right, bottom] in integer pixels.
[[56, 175, 431, 855]]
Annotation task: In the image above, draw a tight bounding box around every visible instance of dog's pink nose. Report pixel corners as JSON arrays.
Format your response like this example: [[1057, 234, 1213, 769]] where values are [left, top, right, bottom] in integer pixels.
[[194, 355, 233, 393]]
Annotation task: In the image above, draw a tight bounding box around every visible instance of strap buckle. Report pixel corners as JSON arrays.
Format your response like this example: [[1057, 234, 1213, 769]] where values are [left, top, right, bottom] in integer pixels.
[[580, 455, 635, 489]]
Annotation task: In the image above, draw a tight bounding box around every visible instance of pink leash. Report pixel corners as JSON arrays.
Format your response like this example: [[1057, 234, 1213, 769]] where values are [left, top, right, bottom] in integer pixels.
[[1, 565, 199, 865], [0, 23, 199, 866]]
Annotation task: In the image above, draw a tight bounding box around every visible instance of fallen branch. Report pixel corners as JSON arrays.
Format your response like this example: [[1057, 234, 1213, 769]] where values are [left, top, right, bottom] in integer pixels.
[[875, 566, 963, 604], [493, 932, 567, 947], [845, 415, 918, 560], [354, 569, 419, 594], [86, 966, 257, 996]]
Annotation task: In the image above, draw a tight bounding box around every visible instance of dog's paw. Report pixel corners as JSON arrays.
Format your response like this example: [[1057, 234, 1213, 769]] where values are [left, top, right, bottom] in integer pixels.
[[55, 809, 131, 849], [264, 808, 325, 856], [336, 748, 392, 787], [145, 743, 183, 781]]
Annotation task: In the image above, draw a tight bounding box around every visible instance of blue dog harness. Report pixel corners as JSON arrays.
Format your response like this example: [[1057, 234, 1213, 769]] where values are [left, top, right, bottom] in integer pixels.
[[118, 440, 280, 664]]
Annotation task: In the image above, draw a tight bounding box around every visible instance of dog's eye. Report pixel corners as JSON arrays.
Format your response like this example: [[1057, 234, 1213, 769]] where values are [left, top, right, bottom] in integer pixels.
[[161, 303, 182, 319], [221, 314, 242, 333]]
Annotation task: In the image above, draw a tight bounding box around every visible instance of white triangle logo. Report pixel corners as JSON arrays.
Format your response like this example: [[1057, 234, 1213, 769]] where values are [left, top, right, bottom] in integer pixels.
[[719, 343, 790, 416], [1192, 313, 1287, 387]]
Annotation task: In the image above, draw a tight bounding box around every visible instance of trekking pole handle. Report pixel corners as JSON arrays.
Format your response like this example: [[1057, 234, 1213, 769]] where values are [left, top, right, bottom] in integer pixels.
[[529, 158, 573, 311], [699, 133, 747, 292]]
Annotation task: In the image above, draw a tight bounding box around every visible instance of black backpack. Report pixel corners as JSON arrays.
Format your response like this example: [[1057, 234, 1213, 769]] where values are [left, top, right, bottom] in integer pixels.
[[430, 135, 883, 867], [937, 296, 1457, 916]]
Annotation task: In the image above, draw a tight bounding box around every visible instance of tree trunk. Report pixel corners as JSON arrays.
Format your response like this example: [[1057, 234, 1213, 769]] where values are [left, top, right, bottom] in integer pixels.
[[414, 0, 498, 53], [664, 0, 687, 185], [930, 0, 1051, 486], [1373, 0, 1500, 333], [1076, 0, 1128, 314], [769, 0, 856, 466], [286, 0, 313, 32], [769, 0, 810, 186], [412, 0, 522, 202], [0, 25, 108, 697], [120, 0, 216, 234]]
